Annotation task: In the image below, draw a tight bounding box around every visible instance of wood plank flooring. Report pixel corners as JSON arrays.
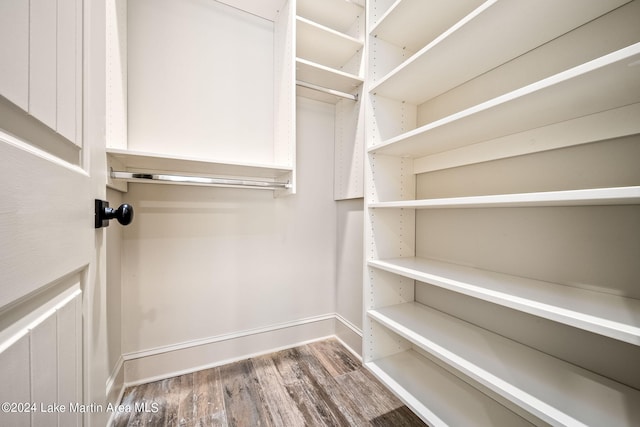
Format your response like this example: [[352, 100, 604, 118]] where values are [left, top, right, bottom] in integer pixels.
[[112, 338, 426, 426]]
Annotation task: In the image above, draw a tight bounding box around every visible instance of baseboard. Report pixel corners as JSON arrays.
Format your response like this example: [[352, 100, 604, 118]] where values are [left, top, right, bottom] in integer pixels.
[[334, 313, 363, 360], [104, 355, 125, 427], [106, 355, 124, 401], [105, 313, 364, 424], [120, 313, 363, 387], [122, 314, 337, 386]]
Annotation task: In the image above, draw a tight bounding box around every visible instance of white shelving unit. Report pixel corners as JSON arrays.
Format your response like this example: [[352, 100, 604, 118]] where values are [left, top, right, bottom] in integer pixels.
[[369, 0, 483, 54], [106, 0, 366, 198], [366, 349, 536, 427], [364, 0, 640, 425], [370, 44, 640, 157], [294, 0, 367, 200], [294, 0, 364, 103], [106, 0, 296, 196], [296, 17, 362, 70], [369, 302, 640, 427], [296, 58, 363, 98], [369, 0, 630, 102], [369, 257, 640, 346]]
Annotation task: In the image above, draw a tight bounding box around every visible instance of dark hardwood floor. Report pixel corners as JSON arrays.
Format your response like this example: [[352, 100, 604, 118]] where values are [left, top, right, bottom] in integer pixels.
[[112, 338, 426, 426]]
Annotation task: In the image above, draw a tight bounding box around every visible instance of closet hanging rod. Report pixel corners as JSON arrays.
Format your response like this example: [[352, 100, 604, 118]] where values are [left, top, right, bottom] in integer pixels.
[[296, 80, 358, 101], [110, 171, 291, 190]]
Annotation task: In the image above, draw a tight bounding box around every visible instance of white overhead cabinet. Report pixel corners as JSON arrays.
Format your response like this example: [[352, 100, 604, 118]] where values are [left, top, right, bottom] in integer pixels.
[[363, 1, 640, 426]]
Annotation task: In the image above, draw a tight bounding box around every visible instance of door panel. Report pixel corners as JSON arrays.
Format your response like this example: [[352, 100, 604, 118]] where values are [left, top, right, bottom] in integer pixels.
[[0, 335, 30, 427], [0, 0, 29, 110], [57, 0, 83, 145], [1, 0, 82, 145], [31, 316, 58, 426], [29, 0, 58, 130], [0, 1, 107, 425], [57, 294, 81, 427], [0, 128, 88, 424], [0, 131, 91, 308], [0, 287, 82, 427]]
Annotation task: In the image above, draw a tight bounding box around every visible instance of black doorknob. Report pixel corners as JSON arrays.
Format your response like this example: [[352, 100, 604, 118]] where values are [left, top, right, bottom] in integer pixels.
[[95, 199, 134, 228]]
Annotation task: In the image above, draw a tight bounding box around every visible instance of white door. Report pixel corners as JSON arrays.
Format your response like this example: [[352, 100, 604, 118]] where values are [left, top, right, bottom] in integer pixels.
[[0, 1, 111, 426]]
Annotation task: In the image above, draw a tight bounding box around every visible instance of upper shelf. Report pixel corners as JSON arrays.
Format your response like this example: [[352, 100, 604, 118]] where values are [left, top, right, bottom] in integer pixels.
[[369, 0, 483, 53], [296, 58, 363, 95], [295, 81, 358, 104], [411, 103, 640, 174], [296, 17, 363, 70], [106, 148, 292, 179], [369, 186, 640, 209], [369, 0, 630, 104], [368, 43, 640, 158], [368, 257, 640, 346], [297, 0, 363, 35]]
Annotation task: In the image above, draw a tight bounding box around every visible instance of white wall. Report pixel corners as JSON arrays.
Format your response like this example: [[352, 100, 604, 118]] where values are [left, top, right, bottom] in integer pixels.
[[127, 0, 275, 163], [109, 0, 365, 384], [335, 198, 364, 354], [121, 97, 337, 359]]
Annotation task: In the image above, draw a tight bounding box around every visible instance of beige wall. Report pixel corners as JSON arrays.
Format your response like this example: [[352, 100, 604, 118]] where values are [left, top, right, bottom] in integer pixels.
[[335, 198, 364, 353], [105, 0, 365, 387], [119, 97, 339, 358]]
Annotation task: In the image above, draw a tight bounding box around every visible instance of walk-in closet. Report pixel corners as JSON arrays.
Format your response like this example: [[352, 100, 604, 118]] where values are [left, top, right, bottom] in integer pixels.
[[1, 0, 638, 426]]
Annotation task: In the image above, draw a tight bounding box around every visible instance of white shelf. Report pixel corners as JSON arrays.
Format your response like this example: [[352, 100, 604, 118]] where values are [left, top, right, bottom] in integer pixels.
[[369, 43, 640, 157], [370, 0, 629, 104], [369, 0, 483, 53], [106, 148, 292, 179], [297, 0, 363, 34], [369, 187, 640, 209], [296, 17, 362, 70], [365, 351, 533, 427], [295, 84, 354, 104], [295, 58, 363, 94], [369, 302, 640, 426], [364, 0, 640, 424], [368, 257, 640, 346], [411, 103, 640, 173]]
